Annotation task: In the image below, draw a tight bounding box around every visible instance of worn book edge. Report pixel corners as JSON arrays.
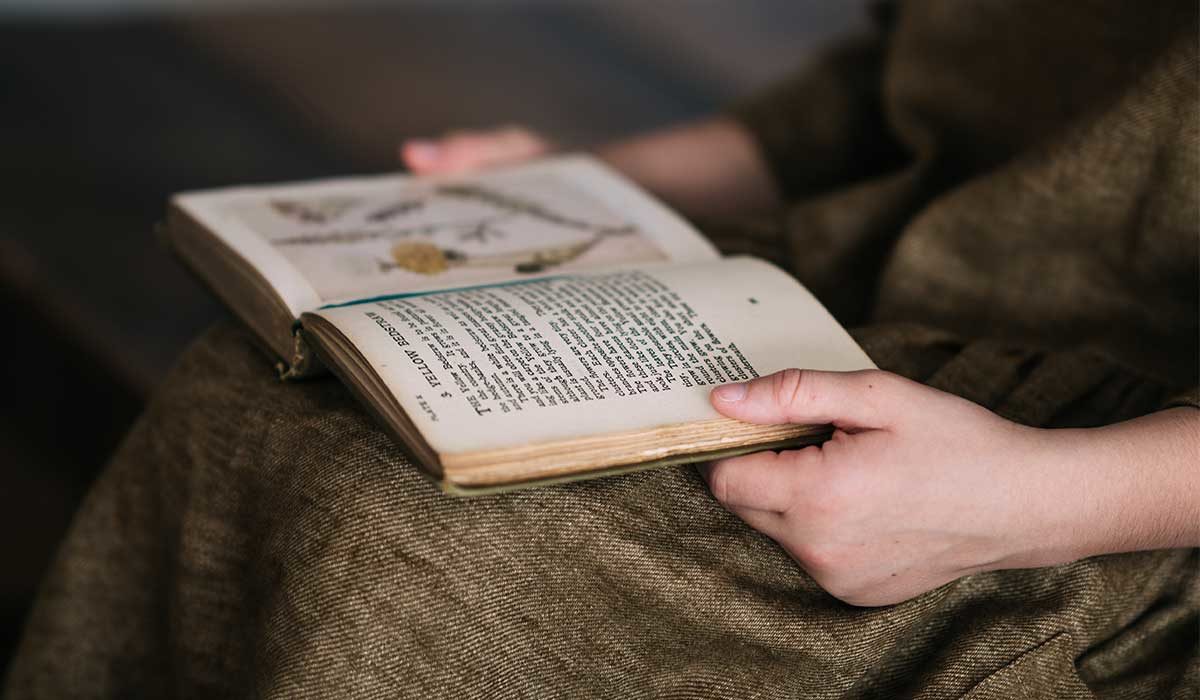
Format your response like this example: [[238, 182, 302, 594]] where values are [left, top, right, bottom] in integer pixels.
[[165, 206, 326, 380], [437, 434, 830, 497], [438, 419, 827, 485]]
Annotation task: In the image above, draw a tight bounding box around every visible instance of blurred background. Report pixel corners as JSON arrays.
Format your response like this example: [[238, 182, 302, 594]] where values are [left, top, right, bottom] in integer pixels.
[[0, 0, 866, 671]]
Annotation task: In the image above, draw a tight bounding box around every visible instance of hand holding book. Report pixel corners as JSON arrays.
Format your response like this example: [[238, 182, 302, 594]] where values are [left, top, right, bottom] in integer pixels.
[[702, 368, 1200, 607], [399, 119, 781, 220]]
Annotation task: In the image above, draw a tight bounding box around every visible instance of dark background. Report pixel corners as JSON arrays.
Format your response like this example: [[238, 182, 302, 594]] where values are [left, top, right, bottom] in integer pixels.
[[0, 0, 864, 672]]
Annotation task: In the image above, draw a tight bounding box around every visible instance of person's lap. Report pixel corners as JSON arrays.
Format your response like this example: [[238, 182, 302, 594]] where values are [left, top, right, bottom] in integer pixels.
[[6, 322, 1195, 699]]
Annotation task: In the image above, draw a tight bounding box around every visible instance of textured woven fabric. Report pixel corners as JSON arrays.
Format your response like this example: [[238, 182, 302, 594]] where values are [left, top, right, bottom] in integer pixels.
[[6, 1, 1198, 697], [5, 324, 1196, 699]]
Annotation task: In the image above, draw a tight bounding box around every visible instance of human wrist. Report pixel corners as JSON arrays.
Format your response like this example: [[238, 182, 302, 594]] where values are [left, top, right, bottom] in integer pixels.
[[997, 409, 1200, 571], [592, 117, 779, 218], [973, 425, 1093, 572], [1023, 426, 1128, 567]]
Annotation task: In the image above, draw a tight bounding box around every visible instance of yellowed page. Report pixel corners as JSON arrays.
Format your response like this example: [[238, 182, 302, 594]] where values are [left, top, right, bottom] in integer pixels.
[[171, 155, 719, 318], [307, 257, 875, 455]]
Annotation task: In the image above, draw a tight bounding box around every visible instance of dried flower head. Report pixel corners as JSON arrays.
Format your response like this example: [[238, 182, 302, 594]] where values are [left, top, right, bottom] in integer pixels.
[[391, 241, 450, 274]]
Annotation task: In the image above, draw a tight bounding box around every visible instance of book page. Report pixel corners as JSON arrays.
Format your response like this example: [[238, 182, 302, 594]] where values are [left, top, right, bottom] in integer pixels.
[[172, 155, 719, 318], [307, 257, 875, 456]]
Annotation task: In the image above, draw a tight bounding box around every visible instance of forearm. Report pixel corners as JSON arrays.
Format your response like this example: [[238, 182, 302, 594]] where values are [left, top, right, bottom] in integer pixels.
[[594, 117, 780, 220], [1023, 408, 1200, 568]]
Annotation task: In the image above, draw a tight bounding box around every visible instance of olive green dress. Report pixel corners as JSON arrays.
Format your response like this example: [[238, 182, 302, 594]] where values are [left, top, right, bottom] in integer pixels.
[[5, 1, 1197, 698]]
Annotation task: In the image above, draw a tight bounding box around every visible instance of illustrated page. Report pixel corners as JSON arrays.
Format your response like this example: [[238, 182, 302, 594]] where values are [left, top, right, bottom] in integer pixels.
[[310, 257, 876, 455], [173, 156, 719, 318]]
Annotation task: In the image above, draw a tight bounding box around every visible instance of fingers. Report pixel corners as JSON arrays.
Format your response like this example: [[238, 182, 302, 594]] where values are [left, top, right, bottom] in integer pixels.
[[400, 126, 549, 174], [710, 368, 909, 430], [400, 139, 444, 172], [724, 503, 786, 537], [700, 447, 821, 512]]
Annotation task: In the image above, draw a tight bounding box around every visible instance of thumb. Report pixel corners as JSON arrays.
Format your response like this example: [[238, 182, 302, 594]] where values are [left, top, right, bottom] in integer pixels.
[[710, 368, 900, 430]]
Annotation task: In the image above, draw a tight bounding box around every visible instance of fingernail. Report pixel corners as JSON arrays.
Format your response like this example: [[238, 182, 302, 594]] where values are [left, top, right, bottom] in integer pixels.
[[405, 140, 440, 164], [713, 382, 747, 402]]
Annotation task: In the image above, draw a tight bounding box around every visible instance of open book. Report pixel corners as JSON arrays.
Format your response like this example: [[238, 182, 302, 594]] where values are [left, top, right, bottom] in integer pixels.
[[168, 156, 874, 494]]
